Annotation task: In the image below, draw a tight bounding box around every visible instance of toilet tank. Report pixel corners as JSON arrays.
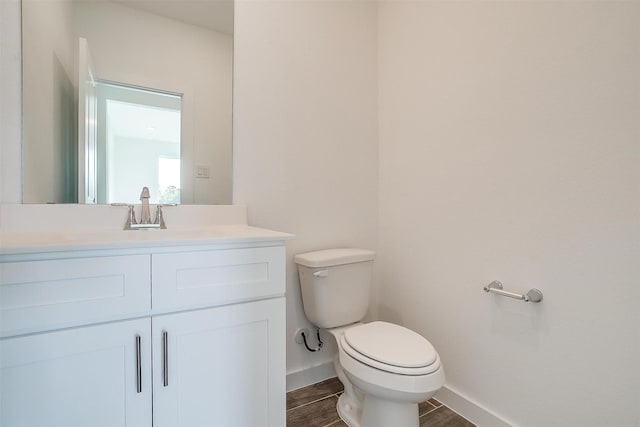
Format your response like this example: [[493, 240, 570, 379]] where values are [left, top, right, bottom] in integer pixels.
[[295, 248, 376, 329]]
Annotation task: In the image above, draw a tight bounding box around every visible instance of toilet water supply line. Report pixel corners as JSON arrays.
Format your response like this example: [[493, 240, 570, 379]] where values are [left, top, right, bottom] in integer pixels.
[[301, 329, 324, 352]]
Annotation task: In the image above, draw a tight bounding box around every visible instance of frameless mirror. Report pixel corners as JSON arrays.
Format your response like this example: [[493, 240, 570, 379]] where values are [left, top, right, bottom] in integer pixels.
[[21, 0, 233, 205]]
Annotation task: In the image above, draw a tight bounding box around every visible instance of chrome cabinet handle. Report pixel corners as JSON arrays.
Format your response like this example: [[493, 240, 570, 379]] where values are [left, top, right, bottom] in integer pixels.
[[162, 330, 168, 387], [135, 335, 142, 393]]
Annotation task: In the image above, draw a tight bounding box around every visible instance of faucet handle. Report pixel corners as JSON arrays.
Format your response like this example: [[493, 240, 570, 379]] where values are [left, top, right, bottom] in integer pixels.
[[124, 204, 138, 230], [154, 205, 164, 229], [154, 205, 167, 229], [154, 204, 177, 229], [112, 203, 137, 230]]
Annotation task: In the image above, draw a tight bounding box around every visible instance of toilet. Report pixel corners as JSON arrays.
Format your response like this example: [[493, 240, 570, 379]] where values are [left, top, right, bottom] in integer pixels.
[[295, 248, 445, 427]]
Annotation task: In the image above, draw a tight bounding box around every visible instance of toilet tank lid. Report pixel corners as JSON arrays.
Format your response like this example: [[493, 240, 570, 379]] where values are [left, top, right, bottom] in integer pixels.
[[295, 248, 376, 268]]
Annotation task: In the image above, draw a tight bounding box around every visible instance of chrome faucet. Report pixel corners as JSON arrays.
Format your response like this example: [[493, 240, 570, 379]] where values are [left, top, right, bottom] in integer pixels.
[[120, 186, 173, 230], [139, 186, 151, 224]]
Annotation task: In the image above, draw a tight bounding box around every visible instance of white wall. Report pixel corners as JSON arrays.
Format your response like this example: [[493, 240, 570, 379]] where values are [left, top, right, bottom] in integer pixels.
[[0, 0, 21, 204], [377, 2, 640, 426], [21, 0, 76, 203], [233, 0, 378, 388]]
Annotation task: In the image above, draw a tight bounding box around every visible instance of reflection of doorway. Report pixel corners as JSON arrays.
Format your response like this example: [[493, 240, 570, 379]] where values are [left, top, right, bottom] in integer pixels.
[[95, 81, 182, 204], [78, 37, 97, 204]]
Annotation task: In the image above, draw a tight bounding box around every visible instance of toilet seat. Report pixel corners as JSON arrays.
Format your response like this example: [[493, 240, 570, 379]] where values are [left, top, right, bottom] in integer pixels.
[[340, 321, 440, 376]]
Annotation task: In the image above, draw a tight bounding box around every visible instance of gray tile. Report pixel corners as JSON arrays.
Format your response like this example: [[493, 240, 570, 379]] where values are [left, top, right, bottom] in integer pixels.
[[429, 398, 442, 407], [287, 377, 344, 410], [419, 400, 437, 416], [286, 377, 471, 427], [287, 395, 340, 427], [420, 405, 476, 427]]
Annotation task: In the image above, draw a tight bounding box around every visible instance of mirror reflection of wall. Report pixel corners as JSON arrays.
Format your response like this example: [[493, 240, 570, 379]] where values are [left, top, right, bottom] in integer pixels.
[[99, 81, 182, 205], [22, 0, 233, 205]]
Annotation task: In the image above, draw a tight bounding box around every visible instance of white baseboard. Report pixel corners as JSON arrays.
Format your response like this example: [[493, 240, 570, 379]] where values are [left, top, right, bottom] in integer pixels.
[[286, 360, 336, 392], [435, 385, 515, 427]]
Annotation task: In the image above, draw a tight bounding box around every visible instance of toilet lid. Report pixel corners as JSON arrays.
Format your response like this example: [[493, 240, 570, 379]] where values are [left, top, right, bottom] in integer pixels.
[[343, 322, 438, 369]]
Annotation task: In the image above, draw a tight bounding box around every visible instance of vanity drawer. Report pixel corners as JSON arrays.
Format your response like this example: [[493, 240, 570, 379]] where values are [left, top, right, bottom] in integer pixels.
[[152, 246, 285, 311], [0, 255, 151, 336]]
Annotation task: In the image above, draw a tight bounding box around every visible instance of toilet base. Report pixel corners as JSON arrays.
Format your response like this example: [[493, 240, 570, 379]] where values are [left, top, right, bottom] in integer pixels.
[[340, 362, 443, 427], [337, 392, 420, 427], [336, 393, 361, 427], [361, 394, 419, 427]]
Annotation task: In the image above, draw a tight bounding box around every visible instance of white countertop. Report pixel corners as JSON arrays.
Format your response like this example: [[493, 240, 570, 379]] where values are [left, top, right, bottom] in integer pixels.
[[0, 225, 294, 255], [0, 204, 294, 255]]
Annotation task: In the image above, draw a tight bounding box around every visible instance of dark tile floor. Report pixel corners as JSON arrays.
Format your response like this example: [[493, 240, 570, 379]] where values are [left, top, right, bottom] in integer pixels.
[[287, 377, 476, 427]]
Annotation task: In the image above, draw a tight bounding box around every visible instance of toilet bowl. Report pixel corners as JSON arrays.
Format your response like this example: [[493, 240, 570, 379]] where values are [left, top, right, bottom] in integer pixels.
[[328, 322, 444, 427], [295, 248, 445, 427]]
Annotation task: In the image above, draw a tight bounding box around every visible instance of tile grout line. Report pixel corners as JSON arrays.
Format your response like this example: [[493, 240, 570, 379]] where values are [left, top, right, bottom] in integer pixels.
[[419, 404, 441, 418], [287, 393, 339, 412], [419, 403, 475, 426], [430, 400, 443, 408]]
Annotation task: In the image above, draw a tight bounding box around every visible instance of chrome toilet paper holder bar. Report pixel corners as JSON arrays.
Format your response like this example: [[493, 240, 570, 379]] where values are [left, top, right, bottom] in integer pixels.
[[483, 281, 543, 303]]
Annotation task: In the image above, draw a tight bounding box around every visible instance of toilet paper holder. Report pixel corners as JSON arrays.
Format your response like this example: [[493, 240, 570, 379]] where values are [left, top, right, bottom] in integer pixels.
[[483, 281, 543, 303]]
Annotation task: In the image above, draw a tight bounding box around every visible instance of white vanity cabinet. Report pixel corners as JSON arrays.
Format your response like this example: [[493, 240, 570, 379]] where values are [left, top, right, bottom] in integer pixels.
[[0, 241, 287, 427], [1, 318, 153, 427], [150, 247, 286, 427], [152, 298, 285, 427]]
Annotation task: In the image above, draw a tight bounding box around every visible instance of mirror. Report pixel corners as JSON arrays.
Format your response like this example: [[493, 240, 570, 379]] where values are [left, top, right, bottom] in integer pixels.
[[21, 0, 233, 205]]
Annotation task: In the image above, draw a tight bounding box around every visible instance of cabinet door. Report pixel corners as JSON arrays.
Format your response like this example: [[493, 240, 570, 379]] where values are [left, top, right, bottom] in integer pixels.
[[1, 319, 152, 427], [153, 298, 285, 427]]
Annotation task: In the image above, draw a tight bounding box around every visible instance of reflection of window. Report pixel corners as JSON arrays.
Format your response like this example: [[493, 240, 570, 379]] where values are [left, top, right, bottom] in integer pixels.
[[96, 81, 182, 204], [158, 157, 181, 204]]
